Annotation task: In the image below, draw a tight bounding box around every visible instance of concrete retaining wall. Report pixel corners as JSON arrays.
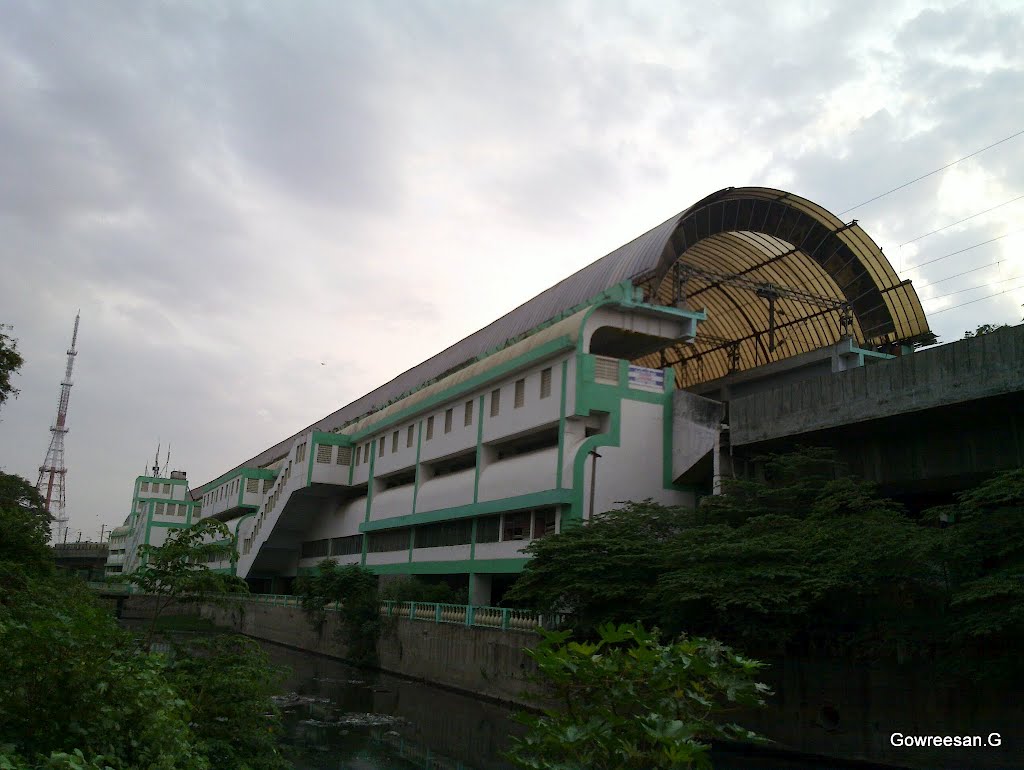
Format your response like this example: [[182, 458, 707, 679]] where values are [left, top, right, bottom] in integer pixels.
[[192, 600, 541, 707], [731, 324, 1024, 446]]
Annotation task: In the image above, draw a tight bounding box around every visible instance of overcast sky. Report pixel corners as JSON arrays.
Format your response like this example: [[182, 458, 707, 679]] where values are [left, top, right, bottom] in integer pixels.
[[1, 0, 1021, 541]]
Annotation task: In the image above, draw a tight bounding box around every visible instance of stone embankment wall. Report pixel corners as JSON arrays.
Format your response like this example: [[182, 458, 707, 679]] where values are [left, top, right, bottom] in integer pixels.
[[187, 599, 541, 707]]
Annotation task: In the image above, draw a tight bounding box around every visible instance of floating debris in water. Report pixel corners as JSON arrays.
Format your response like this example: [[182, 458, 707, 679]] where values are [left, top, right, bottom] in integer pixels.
[[336, 712, 405, 727], [272, 692, 332, 709]]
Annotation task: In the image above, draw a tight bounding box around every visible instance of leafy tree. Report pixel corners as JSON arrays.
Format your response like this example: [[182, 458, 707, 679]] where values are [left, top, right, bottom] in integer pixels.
[[0, 472, 54, 591], [505, 500, 695, 634], [0, 324, 24, 410], [926, 469, 1024, 660], [123, 518, 249, 649], [164, 635, 287, 770], [295, 561, 381, 665], [507, 623, 769, 770], [964, 322, 1009, 338]]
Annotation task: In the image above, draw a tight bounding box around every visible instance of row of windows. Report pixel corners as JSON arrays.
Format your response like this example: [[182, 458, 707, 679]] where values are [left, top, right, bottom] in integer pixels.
[[154, 502, 189, 517], [140, 481, 173, 494], [202, 475, 273, 506], [301, 508, 558, 558], [299, 534, 364, 559], [353, 367, 555, 469], [314, 444, 353, 466]]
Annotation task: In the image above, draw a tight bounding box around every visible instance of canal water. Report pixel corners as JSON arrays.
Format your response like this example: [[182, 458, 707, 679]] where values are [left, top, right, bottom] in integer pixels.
[[263, 640, 878, 770], [266, 641, 522, 769]]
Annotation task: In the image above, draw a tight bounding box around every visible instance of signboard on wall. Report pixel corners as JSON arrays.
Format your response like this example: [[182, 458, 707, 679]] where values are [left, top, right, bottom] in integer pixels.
[[627, 365, 665, 392]]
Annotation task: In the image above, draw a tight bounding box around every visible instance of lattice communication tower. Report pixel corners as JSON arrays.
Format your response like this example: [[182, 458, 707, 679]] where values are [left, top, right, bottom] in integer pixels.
[[37, 312, 80, 544]]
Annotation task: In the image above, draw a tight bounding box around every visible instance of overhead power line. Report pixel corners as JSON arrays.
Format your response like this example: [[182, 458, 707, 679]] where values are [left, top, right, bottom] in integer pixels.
[[927, 285, 1024, 316], [838, 128, 1024, 216], [915, 261, 1001, 289], [905, 226, 1024, 271], [898, 193, 1024, 246], [922, 273, 1024, 302]]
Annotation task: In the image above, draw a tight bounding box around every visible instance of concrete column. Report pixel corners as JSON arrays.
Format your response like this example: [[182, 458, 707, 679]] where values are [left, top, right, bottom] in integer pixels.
[[469, 573, 492, 606]]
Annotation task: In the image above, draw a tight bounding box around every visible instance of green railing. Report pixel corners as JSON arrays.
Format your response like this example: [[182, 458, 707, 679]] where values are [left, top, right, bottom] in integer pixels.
[[84, 585, 565, 633], [233, 594, 564, 632], [86, 581, 135, 594]]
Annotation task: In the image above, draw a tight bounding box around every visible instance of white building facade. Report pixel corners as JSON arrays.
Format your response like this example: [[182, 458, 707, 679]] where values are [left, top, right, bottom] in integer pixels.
[[107, 187, 933, 605]]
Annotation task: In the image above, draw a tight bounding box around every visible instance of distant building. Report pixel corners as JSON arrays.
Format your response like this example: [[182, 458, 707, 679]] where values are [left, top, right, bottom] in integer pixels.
[[107, 187, 937, 605], [104, 471, 196, 577]]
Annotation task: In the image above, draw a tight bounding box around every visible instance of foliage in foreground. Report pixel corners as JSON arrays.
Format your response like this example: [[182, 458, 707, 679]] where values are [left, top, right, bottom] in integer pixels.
[[0, 473, 288, 770], [123, 518, 250, 649], [508, 623, 769, 770], [507, 450, 1024, 669], [295, 560, 381, 665]]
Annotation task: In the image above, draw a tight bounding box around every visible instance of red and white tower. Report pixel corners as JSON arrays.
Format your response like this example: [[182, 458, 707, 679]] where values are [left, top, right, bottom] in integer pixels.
[[37, 312, 80, 544]]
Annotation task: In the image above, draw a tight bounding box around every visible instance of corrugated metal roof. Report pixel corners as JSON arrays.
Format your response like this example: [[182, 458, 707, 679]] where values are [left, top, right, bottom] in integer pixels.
[[197, 186, 931, 489]]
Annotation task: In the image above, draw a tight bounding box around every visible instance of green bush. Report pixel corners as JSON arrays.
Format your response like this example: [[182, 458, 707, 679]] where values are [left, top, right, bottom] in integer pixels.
[[508, 623, 769, 770], [295, 561, 381, 665], [379, 575, 468, 604]]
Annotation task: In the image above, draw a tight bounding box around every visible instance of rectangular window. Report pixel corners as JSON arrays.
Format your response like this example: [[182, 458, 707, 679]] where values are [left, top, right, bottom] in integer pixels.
[[316, 444, 333, 464], [540, 367, 552, 399], [263, 478, 274, 493], [514, 378, 525, 408], [407, 425, 415, 448], [533, 508, 557, 539], [300, 539, 330, 559], [414, 519, 473, 549], [444, 408, 453, 434], [378, 437, 384, 457], [246, 477, 259, 493], [163, 483, 171, 494], [490, 388, 501, 417], [330, 534, 363, 556], [392, 431, 399, 453], [464, 400, 473, 427], [140, 481, 149, 492], [337, 446, 352, 466], [355, 445, 362, 466], [368, 528, 411, 553], [155, 502, 166, 515], [476, 515, 501, 543], [426, 415, 434, 440], [503, 511, 531, 541]]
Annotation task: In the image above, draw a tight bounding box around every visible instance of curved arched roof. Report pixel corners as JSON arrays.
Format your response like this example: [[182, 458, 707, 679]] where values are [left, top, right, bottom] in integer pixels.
[[202, 186, 932, 486]]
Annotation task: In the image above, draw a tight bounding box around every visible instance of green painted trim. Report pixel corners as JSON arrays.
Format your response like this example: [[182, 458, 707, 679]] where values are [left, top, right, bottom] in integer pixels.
[[232, 511, 258, 576], [359, 488, 573, 532], [569, 371, 623, 527], [367, 558, 529, 575], [853, 346, 896, 361], [556, 359, 568, 488], [195, 467, 277, 496], [311, 430, 354, 447], [136, 475, 189, 486], [306, 434, 316, 487], [472, 395, 484, 503], [407, 528, 414, 563], [364, 442, 377, 523], [411, 419, 423, 514], [347, 335, 575, 442]]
